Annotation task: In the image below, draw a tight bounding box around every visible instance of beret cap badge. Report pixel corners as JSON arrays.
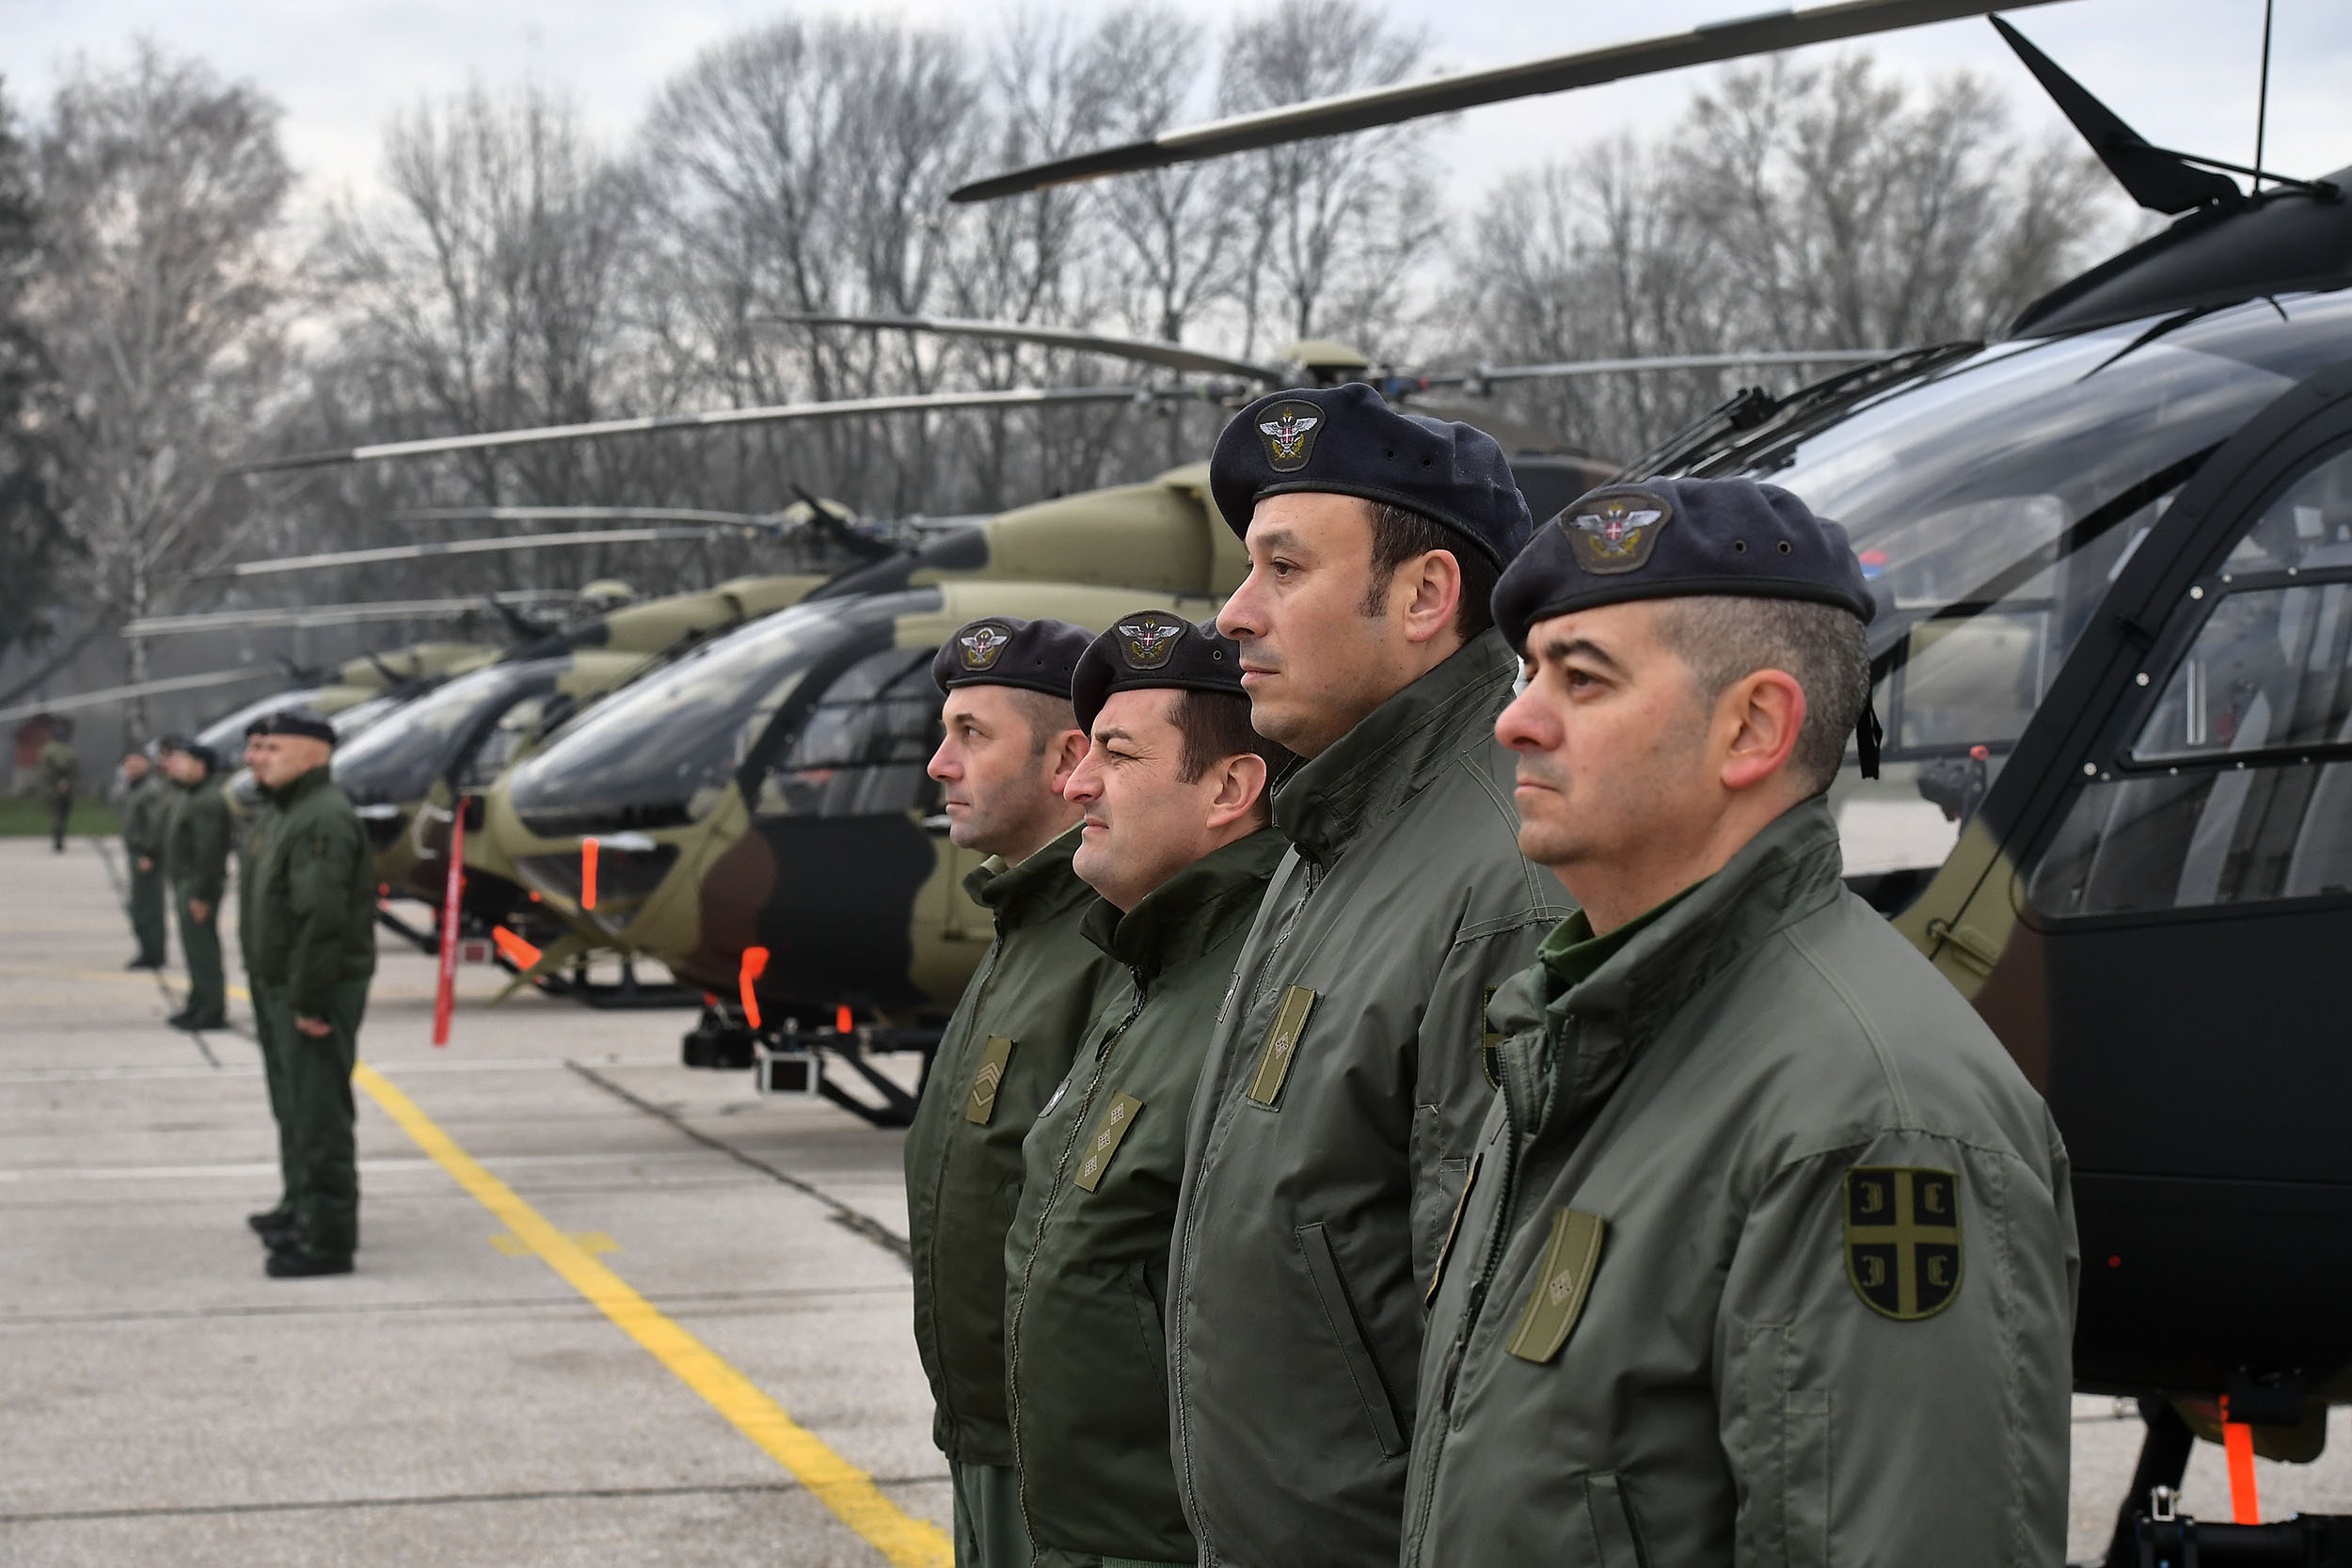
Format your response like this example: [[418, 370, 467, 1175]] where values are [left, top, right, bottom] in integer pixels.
[[1115, 613, 1185, 671], [1256, 402, 1322, 473], [1569, 491, 1671, 574], [957, 621, 1011, 672]]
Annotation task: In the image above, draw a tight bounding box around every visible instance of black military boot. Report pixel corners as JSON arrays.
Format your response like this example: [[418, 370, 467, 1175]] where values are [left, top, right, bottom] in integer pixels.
[[246, 1206, 291, 1236], [265, 1248, 353, 1278]]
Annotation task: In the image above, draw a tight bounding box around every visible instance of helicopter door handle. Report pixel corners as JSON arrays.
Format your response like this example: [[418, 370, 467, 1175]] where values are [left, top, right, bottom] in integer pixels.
[[411, 802, 453, 861], [1923, 917, 2001, 976]]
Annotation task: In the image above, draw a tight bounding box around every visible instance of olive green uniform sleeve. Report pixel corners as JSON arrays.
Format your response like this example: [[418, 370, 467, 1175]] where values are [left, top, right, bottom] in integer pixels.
[[123, 779, 171, 858], [1716, 1127, 2078, 1567], [283, 810, 370, 1020]]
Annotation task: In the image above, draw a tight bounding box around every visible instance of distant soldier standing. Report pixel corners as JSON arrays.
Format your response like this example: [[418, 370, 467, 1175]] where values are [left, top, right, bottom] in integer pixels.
[[1403, 480, 2075, 1566], [905, 616, 1118, 1568], [1170, 385, 1565, 1566], [159, 736, 232, 1032], [38, 718, 76, 852], [119, 749, 171, 970], [235, 716, 297, 1252], [1002, 615, 1290, 1568], [246, 709, 376, 1278]]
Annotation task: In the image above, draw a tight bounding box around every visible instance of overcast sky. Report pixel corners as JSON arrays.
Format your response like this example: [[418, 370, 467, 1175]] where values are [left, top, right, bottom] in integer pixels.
[[6, 0, 2346, 248]]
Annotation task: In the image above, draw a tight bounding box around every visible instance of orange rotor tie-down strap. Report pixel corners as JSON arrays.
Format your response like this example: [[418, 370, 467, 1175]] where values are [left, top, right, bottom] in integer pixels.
[[739, 947, 771, 1030]]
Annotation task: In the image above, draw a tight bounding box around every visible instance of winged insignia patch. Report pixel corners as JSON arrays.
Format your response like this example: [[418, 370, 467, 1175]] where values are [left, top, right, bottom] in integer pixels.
[[1565, 491, 1673, 574], [958, 622, 1011, 671], [1257, 402, 1323, 472]]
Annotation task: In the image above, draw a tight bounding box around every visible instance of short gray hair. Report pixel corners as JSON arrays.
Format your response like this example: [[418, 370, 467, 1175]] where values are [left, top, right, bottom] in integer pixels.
[[1004, 686, 1080, 755], [1649, 595, 1869, 794]]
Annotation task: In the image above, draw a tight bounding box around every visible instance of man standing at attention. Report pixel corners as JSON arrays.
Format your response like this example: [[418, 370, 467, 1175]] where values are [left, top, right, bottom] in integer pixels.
[[236, 715, 298, 1254], [39, 718, 76, 852], [905, 615, 1117, 1568], [1403, 479, 2075, 1566], [1003, 613, 1290, 1568], [246, 709, 376, 1278], [119, 747, 171, 970], [1169, 384, 1567, 1566], [160, 736, 231, 1032]]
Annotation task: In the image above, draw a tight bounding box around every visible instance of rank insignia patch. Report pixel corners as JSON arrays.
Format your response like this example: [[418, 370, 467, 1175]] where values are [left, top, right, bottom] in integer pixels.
[[1074, 1093, 1143, 1193], [1505, 1207, 1605, 1362], [1115, 612, 1185, 671], [1845, 1165, 1963, 1320], [1257, 402, 1323, 472], [965, 1036, 1015, 1124], [1566, 490, 1672, 575], [957, 621, 1012, 672], [1245, 985, 1316, 1107]]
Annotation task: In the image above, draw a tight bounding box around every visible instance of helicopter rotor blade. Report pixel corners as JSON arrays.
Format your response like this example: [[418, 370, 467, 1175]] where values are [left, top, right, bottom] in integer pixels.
[[1990, 17, 2242, 214], [234, 386, 1149, 473], [389, 505, 786, 528], [772, 313, 1287, 385], [214, 528, 723, 580], [950, 0, 2072, 203], [122, 593, 578, 639], [1457, 349, 1894, 385], [0, 668, 278, 724]]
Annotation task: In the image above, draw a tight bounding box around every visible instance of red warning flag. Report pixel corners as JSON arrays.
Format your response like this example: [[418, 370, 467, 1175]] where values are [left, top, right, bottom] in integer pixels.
[[739, 946, 770, 1030], [580, 836, 598, 910]]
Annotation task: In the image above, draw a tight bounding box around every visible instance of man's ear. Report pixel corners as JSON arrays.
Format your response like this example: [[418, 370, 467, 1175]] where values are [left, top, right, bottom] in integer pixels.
[[1395, 549, 1464, 647], [1718, 669, 1806, 793], [1203, 752, 1270, 832], [1047, 727, 1090, 795]]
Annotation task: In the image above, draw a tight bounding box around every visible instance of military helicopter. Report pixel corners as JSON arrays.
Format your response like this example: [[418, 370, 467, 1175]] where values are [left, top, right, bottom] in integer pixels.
[[956, 0, 2352, 1559]]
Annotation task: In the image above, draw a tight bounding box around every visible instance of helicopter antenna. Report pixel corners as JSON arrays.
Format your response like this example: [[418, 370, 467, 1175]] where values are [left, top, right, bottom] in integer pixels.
[[2253, 0, 2275, 197]]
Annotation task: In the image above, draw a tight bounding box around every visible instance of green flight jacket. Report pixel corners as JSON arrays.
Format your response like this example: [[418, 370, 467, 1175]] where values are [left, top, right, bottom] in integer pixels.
[[1004, 828, 1286, 1564], [246, 767, 378, 1020], [39, 739, 75, 792], [166, 778, 232, 905], [121, 773, 173, 859], [1404, 798, 2077, 1568], [905, 826, 1120, 1467], [1167, 630, 1570, 1568], [235, 779, 277, 973]]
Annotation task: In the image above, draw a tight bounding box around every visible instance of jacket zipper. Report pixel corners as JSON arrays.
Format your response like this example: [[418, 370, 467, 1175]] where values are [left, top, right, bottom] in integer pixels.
[[1006, 969, 1149, 1545], [1169, 853, 1324, 1551], [920, 915, 1013, 1450]]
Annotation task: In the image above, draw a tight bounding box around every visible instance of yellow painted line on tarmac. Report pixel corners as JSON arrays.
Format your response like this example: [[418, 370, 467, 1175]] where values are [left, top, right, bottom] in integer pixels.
[[352, 1062, 948, 1568]]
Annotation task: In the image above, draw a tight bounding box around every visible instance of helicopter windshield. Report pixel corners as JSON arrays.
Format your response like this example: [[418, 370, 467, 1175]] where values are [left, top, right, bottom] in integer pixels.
[[331, 660, 559, 807], [507, 593, 929, 837], [1665, 291, 2352, 878]]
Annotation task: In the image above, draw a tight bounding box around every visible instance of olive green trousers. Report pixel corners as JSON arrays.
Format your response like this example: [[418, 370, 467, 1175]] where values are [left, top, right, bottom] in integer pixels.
[[262, 978, 369, 1260], [127, 861, 167, 966], [951, 1461, 1031, 1568], [251, 996, 294, 1216], [174, 891, 226, 1026]]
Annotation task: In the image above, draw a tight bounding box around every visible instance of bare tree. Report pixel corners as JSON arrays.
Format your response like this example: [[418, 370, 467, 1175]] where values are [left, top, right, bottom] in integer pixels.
[[31, 44, 292, 736], [0, 76, 69, 659], [1218, 0, 1440, 353]]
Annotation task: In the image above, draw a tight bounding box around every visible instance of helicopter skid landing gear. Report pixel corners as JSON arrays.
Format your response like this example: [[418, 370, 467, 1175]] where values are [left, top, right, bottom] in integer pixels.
[[2098, 1399, 2352, 1567], [681, 1004, 940, 1128]]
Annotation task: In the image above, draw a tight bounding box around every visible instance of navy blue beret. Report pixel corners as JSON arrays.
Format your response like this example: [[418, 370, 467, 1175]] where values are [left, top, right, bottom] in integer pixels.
[[1072, 612, 1246, 732], [1210, 384, 1534, 569], [269, 707, 339, 746], [1492, 479, 1872, 654], [159, 734, 220, 770], [930, 616, 1092, 701]]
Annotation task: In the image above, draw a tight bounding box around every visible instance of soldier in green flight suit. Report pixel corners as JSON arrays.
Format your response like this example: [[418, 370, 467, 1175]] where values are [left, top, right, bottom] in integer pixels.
[[38, 719, 76, 852], [1003, 613, 1291, 1568], [159, 736, 231, 1031], [118, 749, 172, 969], [234, 715, 296, 1252], [904, 615, 1118, 1568], [1168, 385, 1567, 1567], [246, 708, 376, 1278], [1402, 479, 2075, 1567]]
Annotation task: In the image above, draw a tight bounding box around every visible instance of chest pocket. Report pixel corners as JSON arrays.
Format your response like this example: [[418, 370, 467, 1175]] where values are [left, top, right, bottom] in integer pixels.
[[1073, 1092, 1143, 1192], [965, 1037, 1015, 1124], [1245, 986, 1317, 1108]]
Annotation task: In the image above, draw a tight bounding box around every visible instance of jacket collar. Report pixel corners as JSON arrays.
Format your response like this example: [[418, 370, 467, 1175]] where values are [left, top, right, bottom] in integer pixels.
[[1272, 628, 1515, 867], [1081, 826, 1286, 983], [271, 766, 332, 808], [1496, 795, 1849, 1139], [963, 824, 1094, 933]]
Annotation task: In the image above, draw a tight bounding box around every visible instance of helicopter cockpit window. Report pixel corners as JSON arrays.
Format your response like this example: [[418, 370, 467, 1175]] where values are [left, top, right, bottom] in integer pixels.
[[457, 694, 553, 794], [332, 663, 548, 807], [1692, 293, 2352, 886], [2030, 444, 2352, 916], [754, 647, 940, 819]]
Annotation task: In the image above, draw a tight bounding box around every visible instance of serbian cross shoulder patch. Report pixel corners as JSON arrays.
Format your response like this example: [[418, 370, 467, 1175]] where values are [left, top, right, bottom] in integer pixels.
[[1844, 1166, 1963, 1321]]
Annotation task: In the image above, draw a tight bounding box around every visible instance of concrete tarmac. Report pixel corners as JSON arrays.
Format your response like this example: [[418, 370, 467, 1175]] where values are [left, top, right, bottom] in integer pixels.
[[3, 833, 2348, 1566]]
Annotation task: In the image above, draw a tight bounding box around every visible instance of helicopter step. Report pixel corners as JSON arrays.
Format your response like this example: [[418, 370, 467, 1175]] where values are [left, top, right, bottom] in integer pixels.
[[681, 1003, 939, 1130], [2100, 1398, 2352, 1567]]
